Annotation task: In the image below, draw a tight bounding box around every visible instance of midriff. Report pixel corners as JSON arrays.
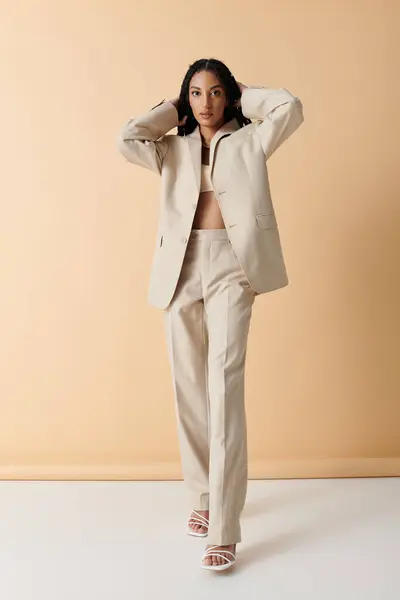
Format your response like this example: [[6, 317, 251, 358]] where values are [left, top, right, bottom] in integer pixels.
[[192, 144, 226, 229], [192, 190, 226, 229]]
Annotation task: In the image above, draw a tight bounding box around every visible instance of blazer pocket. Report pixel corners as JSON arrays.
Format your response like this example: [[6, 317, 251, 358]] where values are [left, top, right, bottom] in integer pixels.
[[255, 212, 277, 229]]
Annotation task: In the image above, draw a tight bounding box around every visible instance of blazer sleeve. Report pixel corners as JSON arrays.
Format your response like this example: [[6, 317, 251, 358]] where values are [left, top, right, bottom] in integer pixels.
[[116, 99, 179, 174], [240, 86, 304, 160]]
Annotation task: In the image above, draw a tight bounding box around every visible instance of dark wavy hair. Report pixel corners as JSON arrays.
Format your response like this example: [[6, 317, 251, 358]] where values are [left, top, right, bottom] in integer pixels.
[[176, 58, 252, 137]]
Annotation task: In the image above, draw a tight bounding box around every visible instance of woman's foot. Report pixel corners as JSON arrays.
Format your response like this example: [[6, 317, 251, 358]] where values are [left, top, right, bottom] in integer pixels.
[[202, 543, 236, 567], [187, 509, 209, 535]]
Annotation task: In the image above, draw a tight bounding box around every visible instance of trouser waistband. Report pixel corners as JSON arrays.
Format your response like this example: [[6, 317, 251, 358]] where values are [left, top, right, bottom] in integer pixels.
[[189, 228, 230, 241]]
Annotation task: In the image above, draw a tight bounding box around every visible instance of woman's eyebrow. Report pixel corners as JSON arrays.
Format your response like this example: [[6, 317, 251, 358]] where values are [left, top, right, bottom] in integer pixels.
[[190, 85, 222, 90]]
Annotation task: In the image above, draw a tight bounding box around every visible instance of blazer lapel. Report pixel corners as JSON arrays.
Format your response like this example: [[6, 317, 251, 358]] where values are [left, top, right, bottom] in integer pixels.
[[186, 118, 240, 193]]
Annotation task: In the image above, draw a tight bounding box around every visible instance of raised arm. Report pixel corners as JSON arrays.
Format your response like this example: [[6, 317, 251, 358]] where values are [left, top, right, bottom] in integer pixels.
[[239, 85, 304, 160], [116, 99, 179, 174]]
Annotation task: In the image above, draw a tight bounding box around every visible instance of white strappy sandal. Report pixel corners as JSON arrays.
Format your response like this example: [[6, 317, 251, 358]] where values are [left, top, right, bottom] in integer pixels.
[[186, 510, 209, 537], [201, 544, 236, 571]]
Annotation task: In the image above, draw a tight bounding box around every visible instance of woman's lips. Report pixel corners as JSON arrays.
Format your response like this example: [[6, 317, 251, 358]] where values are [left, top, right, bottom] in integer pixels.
[[200, 113, 213, 118]]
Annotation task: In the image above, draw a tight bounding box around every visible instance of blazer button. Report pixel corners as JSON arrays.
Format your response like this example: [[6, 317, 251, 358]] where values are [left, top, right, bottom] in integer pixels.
[[181, 236, 187, 243]]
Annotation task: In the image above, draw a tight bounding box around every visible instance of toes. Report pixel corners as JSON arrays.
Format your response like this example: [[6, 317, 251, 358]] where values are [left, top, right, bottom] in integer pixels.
[[189, 518, 199, 532], [203, 544, 236, 567], [208, 545, 235, 566], [189, 510, 209, 535]]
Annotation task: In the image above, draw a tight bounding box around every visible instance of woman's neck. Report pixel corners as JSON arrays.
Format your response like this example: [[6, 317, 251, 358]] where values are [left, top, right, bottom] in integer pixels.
[[199, 117, 225, 147]]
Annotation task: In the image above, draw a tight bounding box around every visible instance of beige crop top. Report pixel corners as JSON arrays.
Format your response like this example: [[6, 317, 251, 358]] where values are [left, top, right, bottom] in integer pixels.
[[200, 163, 213, 193]]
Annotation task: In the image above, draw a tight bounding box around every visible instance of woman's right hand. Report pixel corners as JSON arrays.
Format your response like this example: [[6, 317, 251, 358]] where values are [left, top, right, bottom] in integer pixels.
[[167, 97, 187, 127]]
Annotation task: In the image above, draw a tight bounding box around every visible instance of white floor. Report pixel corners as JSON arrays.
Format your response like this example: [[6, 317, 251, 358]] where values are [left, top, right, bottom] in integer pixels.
[[0, 477, 399, 599]]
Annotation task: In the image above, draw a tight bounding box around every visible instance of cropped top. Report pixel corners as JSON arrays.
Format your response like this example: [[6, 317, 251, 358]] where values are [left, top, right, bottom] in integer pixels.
[[200, 163, 213, 193]]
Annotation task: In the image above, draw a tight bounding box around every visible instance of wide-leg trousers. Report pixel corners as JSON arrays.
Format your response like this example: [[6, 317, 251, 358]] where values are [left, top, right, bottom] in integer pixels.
[[163, 228, 256, 546]]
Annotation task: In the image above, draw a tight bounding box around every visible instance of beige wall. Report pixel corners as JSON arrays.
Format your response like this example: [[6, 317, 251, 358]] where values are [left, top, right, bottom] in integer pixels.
[[1, 0, 399, 480]]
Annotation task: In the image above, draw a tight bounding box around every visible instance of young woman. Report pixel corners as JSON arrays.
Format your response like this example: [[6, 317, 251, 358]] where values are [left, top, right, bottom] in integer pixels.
[[117, 57, 304, 571]]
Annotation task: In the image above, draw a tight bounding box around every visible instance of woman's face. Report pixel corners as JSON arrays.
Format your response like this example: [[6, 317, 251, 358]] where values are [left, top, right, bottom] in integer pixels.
[[188, 70, 228, 128]]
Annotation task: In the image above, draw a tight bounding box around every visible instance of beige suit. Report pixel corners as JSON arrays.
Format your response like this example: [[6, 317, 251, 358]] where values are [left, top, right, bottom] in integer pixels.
[[117, 86, 304, 546], [117, 85, 304, 310]]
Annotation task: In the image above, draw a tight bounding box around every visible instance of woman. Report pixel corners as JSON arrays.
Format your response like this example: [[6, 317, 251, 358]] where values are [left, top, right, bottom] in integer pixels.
[[117, 58, 304, 571]]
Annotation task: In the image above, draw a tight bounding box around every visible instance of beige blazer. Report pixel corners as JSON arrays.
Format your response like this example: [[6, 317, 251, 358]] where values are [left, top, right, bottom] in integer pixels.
[[117, 85, 304, 309]]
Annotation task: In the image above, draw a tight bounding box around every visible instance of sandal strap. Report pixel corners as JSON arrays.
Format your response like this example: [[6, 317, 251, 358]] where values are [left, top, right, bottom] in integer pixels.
[[202, 546, 236, 561], [202, 551, 235, 563], [192, 509, 209, 522], [204, 544, 236, 550], [188, 510, 209, 527], [188, 517, 209, 527]]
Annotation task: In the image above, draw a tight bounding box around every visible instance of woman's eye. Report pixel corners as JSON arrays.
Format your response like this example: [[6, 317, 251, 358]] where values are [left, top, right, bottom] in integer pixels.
[[191, 90, 221, 97]]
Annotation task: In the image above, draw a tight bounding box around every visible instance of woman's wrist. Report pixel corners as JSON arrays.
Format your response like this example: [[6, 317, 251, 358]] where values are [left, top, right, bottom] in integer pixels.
[[234, 82, 248, 108], [166, 97, 180, 108]]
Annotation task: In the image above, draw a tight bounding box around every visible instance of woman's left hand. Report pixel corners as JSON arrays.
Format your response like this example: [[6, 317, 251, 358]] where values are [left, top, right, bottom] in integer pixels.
[[234, 81, 247, 107]]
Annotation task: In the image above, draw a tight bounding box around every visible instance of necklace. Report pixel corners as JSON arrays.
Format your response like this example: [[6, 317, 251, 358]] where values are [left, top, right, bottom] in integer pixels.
[[202, 142, 210, 149]]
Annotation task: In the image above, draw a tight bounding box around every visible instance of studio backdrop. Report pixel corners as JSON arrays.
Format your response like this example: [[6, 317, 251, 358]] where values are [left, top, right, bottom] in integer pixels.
[[1, 0, 399, 480]]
